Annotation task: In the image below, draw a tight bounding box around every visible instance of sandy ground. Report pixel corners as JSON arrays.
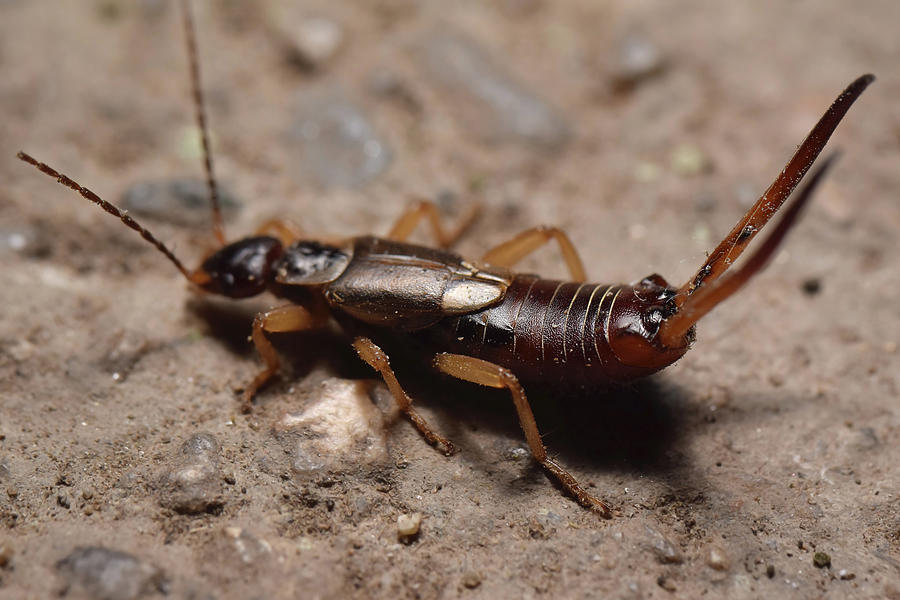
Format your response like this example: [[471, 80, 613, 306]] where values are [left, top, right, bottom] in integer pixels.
[[1, 1, 899, 598]]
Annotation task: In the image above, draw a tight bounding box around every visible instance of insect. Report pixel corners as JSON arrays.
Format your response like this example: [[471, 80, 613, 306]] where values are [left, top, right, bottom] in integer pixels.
[[17, 1, 873, 517]]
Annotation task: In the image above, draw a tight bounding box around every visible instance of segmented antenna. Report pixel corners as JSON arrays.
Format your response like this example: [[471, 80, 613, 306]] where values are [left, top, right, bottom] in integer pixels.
[[16, 151, 192, 280], [179, 0, 226, 246]]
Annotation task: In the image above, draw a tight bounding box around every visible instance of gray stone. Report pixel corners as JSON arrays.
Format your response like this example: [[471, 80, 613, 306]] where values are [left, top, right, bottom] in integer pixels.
[[159, 433, 224, 515], [644, 525, 683, 564], [291, 90, 392, 188], [417, 29, 570, 150], [612, 34, 665, 90], [56, 547, 165, 600], [120, 178, 241, 228]]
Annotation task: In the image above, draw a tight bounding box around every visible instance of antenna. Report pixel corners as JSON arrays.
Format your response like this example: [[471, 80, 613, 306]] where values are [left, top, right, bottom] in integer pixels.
[[17, 152, 192, 280], [179, 0, 226, 246]]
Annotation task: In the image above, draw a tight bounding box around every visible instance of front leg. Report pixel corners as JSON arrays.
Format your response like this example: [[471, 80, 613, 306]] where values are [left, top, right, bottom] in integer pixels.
[[242, 303, 330, 413], [434, 353, 611, 517]]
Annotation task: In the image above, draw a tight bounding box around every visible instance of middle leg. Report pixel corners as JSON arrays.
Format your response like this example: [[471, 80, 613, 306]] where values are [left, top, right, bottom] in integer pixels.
[[353, 337, 456, 456], [481, 225, 587, 281]]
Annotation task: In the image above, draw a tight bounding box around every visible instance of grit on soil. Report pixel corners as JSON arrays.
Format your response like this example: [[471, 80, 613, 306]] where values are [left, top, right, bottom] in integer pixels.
[[1, 1, 899, 599]]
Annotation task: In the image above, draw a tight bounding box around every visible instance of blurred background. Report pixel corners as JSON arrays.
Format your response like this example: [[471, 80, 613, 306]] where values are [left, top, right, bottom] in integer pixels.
[[1, 1, 898, 598]]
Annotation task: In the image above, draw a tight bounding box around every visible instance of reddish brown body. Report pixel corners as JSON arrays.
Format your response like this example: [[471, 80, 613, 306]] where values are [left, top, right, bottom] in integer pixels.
[[423, 276, 685, 385]]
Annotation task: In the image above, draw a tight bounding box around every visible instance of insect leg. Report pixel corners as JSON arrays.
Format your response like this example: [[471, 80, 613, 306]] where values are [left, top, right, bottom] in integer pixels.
[[254, 219, 305, 246], [433, 353, 611, 517], [481, 226, 587, 281], [242, 304, 330, 413], [387, 199, 481, 248], [353, 337, 457, 456]]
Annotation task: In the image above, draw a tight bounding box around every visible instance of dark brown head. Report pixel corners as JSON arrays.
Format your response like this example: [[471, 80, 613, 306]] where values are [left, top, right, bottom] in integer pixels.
[[189, 236, 284, 298]]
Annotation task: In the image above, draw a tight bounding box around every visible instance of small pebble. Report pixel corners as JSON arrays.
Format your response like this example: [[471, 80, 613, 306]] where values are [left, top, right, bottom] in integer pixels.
[[854, 427, 879, 450], [813, 551, 831, 568], [707, 546, 729, 571], [461, 570, 483, 589], [159, 433, 224, 515], [656, 574, 676, 592], [645, 526, 683, 564], [222, 526, 272, 566], [0, 225, 48, 257], [288, 17, 344, 70], [0, 540, 13, 568], [397, 512, 422, 538], [670, 144, 710, 176], [801, 277, 822, 296], [266, 4, 344, 71], [56, 547, 166, 600], [613, 34, 665, 90]]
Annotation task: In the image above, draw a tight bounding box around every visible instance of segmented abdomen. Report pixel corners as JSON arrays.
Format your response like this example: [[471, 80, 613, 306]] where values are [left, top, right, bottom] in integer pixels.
[[422, 275, 626, 384]]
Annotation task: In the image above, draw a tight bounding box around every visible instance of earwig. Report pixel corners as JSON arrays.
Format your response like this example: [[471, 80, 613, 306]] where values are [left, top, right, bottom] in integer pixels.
[[16, 1, 874, 518]]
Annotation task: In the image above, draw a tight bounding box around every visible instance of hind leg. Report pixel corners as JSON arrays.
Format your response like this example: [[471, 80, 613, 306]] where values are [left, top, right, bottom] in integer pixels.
[[433, 353, 611, 517], [481, 225, 587, 281]]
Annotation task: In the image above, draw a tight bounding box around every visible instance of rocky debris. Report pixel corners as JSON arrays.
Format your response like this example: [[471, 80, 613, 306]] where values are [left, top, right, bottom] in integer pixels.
[[611, 34, 666, 91], [417, 29, 570, 150], [670, 144, 711, 176], [222, 526, 273, 567], [0, 539, 12, 568], [397, 512, 422, 540], [276, 378, 388, 474], [56, 547, 166, 600], [644, 525, 683, 564], [0, 224, 49, 257], [264, 4, 344, 71], [158, 433, 224, 515], [291, 90, 392, 187], [706, 545, 729, 571], [120, 178, 242, 228], [813, 551, 831, 568], [287, 17, 344, 71], [100, 329, 153, 383]]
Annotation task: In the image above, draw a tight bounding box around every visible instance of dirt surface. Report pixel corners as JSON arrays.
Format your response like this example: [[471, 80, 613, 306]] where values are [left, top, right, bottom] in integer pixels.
[[2, 1, 899, 598]]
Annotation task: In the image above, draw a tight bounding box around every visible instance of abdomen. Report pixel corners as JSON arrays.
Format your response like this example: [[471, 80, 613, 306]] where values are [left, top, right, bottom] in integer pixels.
[[421, 275, 628, 385]]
